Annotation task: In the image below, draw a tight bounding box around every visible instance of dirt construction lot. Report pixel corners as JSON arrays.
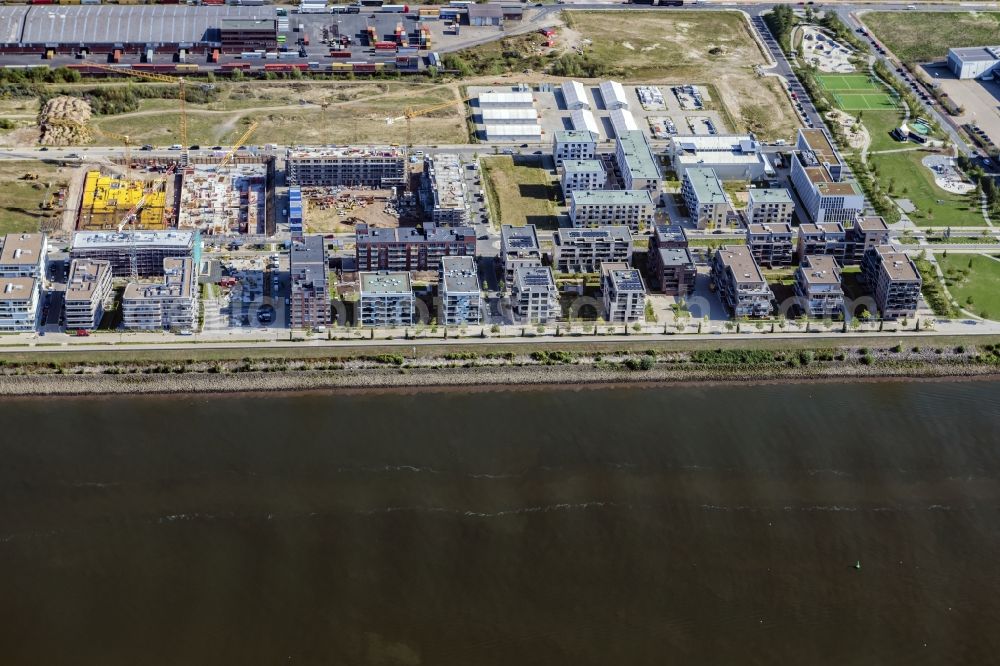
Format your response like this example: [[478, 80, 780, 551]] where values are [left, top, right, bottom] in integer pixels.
[[561, 10, 800, 141]]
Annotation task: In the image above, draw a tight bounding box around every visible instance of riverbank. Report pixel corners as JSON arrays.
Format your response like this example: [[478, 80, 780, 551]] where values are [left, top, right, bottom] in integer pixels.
[[2, 342, 999, 396]]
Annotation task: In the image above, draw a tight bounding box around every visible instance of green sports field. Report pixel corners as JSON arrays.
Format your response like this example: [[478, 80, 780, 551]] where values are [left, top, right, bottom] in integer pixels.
[[815, 73, 897, 111]]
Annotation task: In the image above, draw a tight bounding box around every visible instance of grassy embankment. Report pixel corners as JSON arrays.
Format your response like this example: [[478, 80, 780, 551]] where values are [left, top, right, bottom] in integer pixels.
[[939, 253, 1000, 320]]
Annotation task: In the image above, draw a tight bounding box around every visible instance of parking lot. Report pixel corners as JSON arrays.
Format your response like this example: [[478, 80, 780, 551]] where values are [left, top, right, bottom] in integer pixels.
[[924, 64, 1000, 153]]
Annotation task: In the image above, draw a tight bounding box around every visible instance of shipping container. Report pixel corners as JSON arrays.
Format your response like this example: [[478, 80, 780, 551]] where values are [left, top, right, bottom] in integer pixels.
[[374, 41, 396, 51], [329, 49, 351, 58], [379, 4, 408, 12]]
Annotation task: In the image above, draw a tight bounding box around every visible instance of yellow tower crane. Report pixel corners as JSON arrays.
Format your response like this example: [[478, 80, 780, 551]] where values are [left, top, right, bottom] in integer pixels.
[[83, 63, 189, 162], [386, 96, 473, 150], [218, 120, 260, 170]]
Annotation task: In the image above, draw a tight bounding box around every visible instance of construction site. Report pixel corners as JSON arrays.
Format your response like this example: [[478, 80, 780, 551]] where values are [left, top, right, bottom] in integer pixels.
[[177, 163, 272, 236], [299, 187, 408, 234], [77, 171, 171, 231]]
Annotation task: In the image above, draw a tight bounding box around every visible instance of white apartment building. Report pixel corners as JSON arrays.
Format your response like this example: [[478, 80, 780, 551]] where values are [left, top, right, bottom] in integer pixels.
[[0, 233, 47, 278], [500, 224, 542, 286], [794, 254, 845, 318], [569, 190, 655, 232], [359, 271, 415, 327], [122, 257, 198, 331], [511, 264, 559, 324], [559, 159, 606, 196], [747, 188, 795, 227], [423, 153, 469, 225], [601, 262, 646, 323], [681, 167, 730, 230], [64, 259, 113, 331], [439, 255, 482, 325], [615, 131, 661, 195], [553, 129, 598, 166], [0, 277, 39, 332], [790, 128, 865, 225]]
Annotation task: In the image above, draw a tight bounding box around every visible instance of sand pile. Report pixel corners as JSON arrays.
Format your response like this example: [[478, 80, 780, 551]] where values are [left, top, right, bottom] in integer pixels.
[[38, 96, 93, 146]]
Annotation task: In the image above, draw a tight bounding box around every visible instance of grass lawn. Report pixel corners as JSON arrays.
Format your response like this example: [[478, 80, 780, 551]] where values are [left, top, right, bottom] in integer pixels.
[[862, 109, 908, 153], [862, 11, 1000, 64], [480, 156, 561, 229], [869, 150, 982, 227], [0, 161, 70, 234], [938, 253, 1000, 320]]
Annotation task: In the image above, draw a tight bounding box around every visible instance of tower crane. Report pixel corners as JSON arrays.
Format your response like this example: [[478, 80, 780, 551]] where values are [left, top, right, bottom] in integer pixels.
[[386, 96, 473, 151], [82, 63, 189, 163], [217, 120, 260, 170]]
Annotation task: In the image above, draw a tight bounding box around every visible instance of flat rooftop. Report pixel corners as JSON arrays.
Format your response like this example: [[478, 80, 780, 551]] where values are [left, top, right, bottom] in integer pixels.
[[11, 5, 277, 45], [356, 224, 475, 244], [748, 188, 793, 205], [554, 129, 598, 143], [799, 255, 842, 286], [657, 247, 694, 267], [290, 235, 325, 267], [123, 257, 195, 301], [0, 277, 35, 302], [602, 262, 644, 292], [501, 224, 540, 250], [571, 189, 654, 207], [286, 146, 403, 159], [799, 128, 839, 164], [556, 227, 631, 243], [0, 233, 44, 266], [219, 17, 276, 31], [747, 222, 793, 237], [65, 259, 110, 303], [717, 245, 766, 286], [856, 215, 890, 232], [817, 180, 863, 197], [799, 222, 846, 236], [72, 230, 195, 249], [616, 130, 660, 181], [653, 223, 687, 245], [872, 246, 920, 282], [672, 134, 758, 153], [562, 159, 604, 174], [361, 271, 412, 296], [440, 256, 480, 294], [684, 168, 727, 205], [950, 46, 1000, 63], [513, 264, 555, 293]]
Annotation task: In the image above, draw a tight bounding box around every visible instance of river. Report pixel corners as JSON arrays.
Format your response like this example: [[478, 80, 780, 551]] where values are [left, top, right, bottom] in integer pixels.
[[1, 380, 999, 665]]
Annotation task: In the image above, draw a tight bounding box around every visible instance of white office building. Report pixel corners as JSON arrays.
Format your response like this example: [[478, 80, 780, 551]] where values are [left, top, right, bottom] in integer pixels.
[[0, 233, 47, 279], [0, 277, 39, 332], [948, 46, 1000, 80], [668, 134, 775, 181]]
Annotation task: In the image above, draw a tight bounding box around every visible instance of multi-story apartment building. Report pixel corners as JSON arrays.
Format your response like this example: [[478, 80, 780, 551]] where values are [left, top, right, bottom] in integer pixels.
[[511, 264, 559, 323], [681, 167, 730, 230], [747, 222, 794, 268], [845, 215, 891, 265], [359, 271, 414, 327], [552, 227, 632, 274], [285, 146, 406, 187], [747, 188, 795, 227], [711, 245, 773, 318], [0, 233, 47, 278], [559, 159, 606, 196], [422, 153, 469, 225], [649, 247, 697, 296], [794, 255, 845, 318], [438, 256, 482, 326], [569, 190, 655, 232], [71, 231, 197, 277], [601, 262, 646, 323], [615, 130, 661, 195], [797, 222, 847, 263], [651, 223, 689, 250], [64, 259, 113, 331], [552, 129, 598, 166], [861, 245, 922, 319], [355, 223, 476, 272], [289, 235, 330, 330], [500, 224, 542, 285], [790, 128, 865, 225], [0, 277, 39, 332], [122, 258, 198, 331]]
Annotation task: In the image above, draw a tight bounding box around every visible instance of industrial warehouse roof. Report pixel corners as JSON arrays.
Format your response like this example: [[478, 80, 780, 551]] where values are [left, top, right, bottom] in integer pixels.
[[478, 91, 534, 107], [561, 80, 590, 110], [610, 108, 638, 137], [949, 46, 1000, 63], [672, 134, 758, 153], [480, 108, 538, 122], [570, 109, 601, 138], [10, 5, 276, 45], [599, 80, 628, 109], [484, 124, 542, 139]]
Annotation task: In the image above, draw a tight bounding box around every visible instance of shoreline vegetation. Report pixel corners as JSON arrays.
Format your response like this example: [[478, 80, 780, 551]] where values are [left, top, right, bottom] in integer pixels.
[[2, 342, 1000, 397]]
